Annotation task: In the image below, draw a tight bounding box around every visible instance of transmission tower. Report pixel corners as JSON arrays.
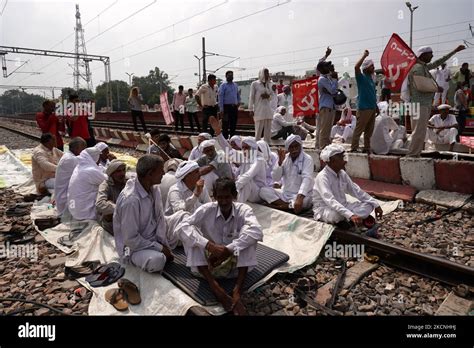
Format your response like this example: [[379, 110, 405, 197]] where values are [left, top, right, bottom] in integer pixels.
[[74, 4, 93, 91]]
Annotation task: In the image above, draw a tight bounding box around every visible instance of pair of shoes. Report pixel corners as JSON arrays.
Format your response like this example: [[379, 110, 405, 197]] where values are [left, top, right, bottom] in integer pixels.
[[65, 261, 101, 279], [35, 217, 61, 231], [105, 278, 141, 311], [85, 262, 125, 287]]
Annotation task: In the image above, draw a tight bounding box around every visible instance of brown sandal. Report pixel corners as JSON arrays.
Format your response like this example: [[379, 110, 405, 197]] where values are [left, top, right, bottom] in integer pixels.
[[118, 278, 141, 305], [105, 288, 129, 311]]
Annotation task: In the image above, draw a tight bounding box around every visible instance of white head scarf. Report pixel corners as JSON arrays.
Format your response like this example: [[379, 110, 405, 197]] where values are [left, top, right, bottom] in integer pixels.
[[198, 133, 212, 140], [199, 139, 216, 152], [275, 105, 286, 115], [320, 144, 345, 162], [257, 140, 273, 166], [229, 135, 242, 149], [85, 147, 101, 163], [95, 142, 108, 152], [242, 136, 258, 150], [284, 134, 302, 151], [361, 59, 374, 71], [342, 106, 353, 122], [258, 67, 270, 83], [106, 159, 126, 176], [175, 161, 200, 180], [416, 46, 433, 57]]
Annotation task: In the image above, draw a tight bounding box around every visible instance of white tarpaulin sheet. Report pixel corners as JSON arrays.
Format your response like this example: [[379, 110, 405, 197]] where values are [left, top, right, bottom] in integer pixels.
[[31, 194, 399, 315], [0, 146, 32, 189]]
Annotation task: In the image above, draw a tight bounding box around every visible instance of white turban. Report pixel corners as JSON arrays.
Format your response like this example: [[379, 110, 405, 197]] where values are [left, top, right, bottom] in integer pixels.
[[164, 158, 182, 173], [285, 134, 302, 150], [257, 140, 273, 166], [230, 135, 242, 149], [85, 147, 101, 163], [198, 133, 212, 140], [361, 59, 374, 70], [199, 139, 216, 152], [175, 160, 200, 180], [106, 159, 126, 176], [242, 136, 258, 150], [320, 144, 345, 163], [437, 104, 451, 110], [95, 142, 108, 152], [275, 105, 286, 115], [416, 46, 433, 57]]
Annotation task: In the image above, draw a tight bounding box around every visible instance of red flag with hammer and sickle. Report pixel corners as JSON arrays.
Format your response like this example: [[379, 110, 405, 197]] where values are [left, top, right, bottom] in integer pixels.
[[380, 33, 417, 92]]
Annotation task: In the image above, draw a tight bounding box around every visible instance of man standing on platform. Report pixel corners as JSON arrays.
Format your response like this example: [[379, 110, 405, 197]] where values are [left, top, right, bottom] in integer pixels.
[[218, 71, 241, 139]]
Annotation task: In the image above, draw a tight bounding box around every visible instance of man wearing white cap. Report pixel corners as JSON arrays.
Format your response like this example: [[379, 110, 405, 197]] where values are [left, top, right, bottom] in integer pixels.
[[351, 50, 377, 153], [313, 144, 383, 225], [96, 142, 117, 172], [95, 159, 127, 234], [196, 139, 233, 195], [370, 102, 405, 155], [249, 68, 275, 143], [331, 106, 356, 144], [188, 133, 212, 161], [165, 161, 211, 216], [407, 44, 465, 157], [259, 134, 314, 213], [426, 104, 458, 152], [67, 146, 107, 221], [234, 137, 267, 203]]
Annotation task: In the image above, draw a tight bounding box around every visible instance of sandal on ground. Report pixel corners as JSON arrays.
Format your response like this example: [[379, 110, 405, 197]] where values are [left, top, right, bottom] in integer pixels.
[[6, 233, 35, 244], [118, 278, 141, 305], [105, 288, 129, 312], [5, 207, 29, 217], [86, 262, 125, 287], [34, 217, 61, 231]]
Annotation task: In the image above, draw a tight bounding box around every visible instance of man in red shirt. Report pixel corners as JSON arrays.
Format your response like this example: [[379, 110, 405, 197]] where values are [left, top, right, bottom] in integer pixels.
[[36, 100, 65, 150], [67, 94, 93, 146]]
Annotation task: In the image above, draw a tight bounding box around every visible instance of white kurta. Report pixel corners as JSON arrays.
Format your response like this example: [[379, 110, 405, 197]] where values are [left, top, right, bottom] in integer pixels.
[[312, 166, 379, 223], [271, 112, 296, 137], [54, 151, 79, 216], [177, 202, 263, 272], [370, 115, 400, 155], [235, 153, 267, 203], [248, 70, 274, 121], [67, 151, 107, 220], [277, 93, 293, 120], [114, 177, 186, 272], [426, 114, 458, 145], [188, 146, 202, 161], [159, 171, 178, 207], [165, 180, 211, 216], [259, 151, 314, 208]]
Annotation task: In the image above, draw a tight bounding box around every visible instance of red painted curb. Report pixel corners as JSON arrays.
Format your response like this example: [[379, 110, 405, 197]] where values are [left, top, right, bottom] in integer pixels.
[[434, 160, 474, 194], [368, 155, 402, 184], [353, 178, 417, 202]]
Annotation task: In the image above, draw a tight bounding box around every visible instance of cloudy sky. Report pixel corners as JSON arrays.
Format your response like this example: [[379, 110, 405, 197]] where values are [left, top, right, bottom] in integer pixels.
[[0, 0, 473, 97]]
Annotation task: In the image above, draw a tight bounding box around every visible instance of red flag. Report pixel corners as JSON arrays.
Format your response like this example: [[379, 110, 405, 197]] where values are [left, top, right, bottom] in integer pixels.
[[160, 92, 174, 125], [292, 77, 319, 117], [380, 33, 417, 92]]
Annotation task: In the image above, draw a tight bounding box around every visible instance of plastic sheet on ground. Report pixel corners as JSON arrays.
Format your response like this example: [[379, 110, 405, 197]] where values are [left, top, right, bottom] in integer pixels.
[[0, 146, 32, 189]]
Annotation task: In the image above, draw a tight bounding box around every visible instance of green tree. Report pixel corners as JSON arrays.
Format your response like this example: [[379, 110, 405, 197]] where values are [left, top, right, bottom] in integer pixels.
[[60, 88, 94, 101], [132, 67, 175, 107], [0, 89, 44, 114], [95, 80, 130, 111]]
